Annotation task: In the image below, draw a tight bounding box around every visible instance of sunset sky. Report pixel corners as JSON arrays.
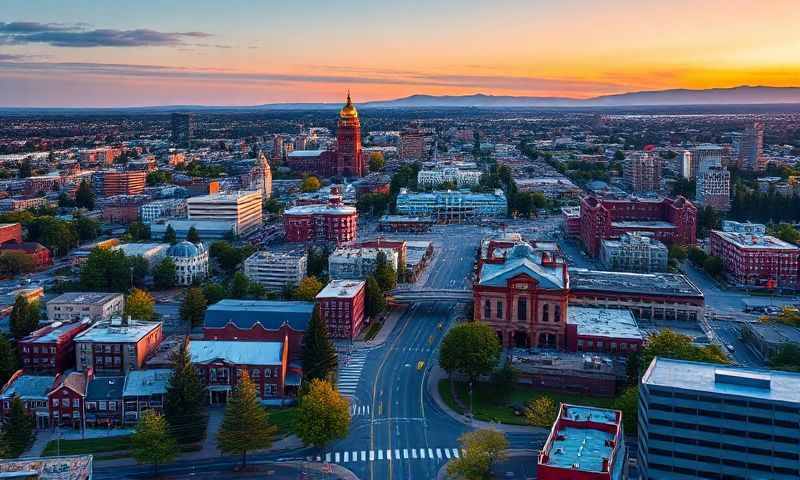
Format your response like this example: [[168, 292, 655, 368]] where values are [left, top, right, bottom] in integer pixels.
[[1, 0, 799, 107]]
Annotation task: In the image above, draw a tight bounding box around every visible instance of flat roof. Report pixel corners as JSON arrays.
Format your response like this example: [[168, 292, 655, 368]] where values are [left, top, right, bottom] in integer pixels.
[[49, 292, 123, 305], [122, 369, 172, 397], [317, 280, 365, 299], [569, 268, 704, 298], [187, 190, 260, 203], [284, 203, 356, 216], [567, 307, 642, 340], [113, 243, 169, 256], [1, 375, 54, 399], [204, 299, 314, 331], [190, 340, 283, 365], [643, 357, 800, 404], [29, 320, 90, 344], [611, 220, 675, 229], [288, 149, 326, 157], [712, 230, 800, 251], [544, 405, 621, 473], [75, 320, 161, 344]]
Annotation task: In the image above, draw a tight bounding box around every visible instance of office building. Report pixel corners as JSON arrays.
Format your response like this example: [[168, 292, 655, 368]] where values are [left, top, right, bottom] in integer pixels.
[[166, 241, 209, 286], [624, 151, 662, 193], [395, 188, 507, 223], [187, 190, 263, 236], [689, 144, 724, 179], [74, 317, 164, 374], [243, 250, 307, 292], [417, 167, 482, 188], [139, 199, 187, 223], [579, 196, 697, 257], [639, 357, 800, 480], [537, 404, 626, 480], [600, 232, 669, 273], [739, 121, 766, 172], [677, 150, 692, 179], [101, 194, 150, 224], [399, 127, 426, 160], [316, 280, 366, 339], [328, 247, 399, 280], [47, 292, 125, 323], [283, 188, 358, 244], [171, 112, 194, 147], [100, 170, 147, 196], [710, 220, 800, 290], [696, 165, 731, 211]]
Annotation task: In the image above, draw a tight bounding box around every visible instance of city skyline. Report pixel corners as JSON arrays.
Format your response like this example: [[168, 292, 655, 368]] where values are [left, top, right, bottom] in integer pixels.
[[1, 0, 800, 107]]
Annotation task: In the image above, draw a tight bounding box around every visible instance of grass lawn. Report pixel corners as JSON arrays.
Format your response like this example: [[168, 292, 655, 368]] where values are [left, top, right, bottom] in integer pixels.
[[42, 435, 132, 457], [266, 407, 298, 437], [438, 379, 617, 426]]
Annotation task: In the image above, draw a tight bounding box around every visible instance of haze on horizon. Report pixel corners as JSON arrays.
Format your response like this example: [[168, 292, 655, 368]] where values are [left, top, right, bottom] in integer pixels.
[[0, 0, 799, 107]]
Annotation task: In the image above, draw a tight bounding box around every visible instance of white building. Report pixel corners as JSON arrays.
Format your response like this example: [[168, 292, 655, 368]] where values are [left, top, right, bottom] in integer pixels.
[[187, 191, 262, 236], [243, 251, 307, 292], [166, 241, 209, 286], [417, 167, 482, 188], [112, 243, 170, 268], [328, 247, 399, 280], [696, 165, 731, 211], [139, 199, 187, 223]]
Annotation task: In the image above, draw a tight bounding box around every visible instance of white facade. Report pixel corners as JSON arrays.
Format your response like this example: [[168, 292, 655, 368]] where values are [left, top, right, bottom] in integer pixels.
[[243, 251, 307, 292], [328, 247, 399, 280], [167, 241, 209, 286], [395, 188, 507, 222], [139, 199, 187, 223], [600, 232, 668, 273], [187, 190, 262, 235], [417, 167, 482, 188]]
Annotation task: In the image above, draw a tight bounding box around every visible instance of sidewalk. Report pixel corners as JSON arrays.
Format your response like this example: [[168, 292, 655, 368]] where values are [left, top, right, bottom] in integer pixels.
[[426, 365, 548, 435], [435, 449, 538, 480]]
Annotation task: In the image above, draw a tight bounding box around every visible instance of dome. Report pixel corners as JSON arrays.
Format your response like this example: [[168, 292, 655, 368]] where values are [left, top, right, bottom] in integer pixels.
[[339, 91, 358, 119], [168, 241, 202, 258]]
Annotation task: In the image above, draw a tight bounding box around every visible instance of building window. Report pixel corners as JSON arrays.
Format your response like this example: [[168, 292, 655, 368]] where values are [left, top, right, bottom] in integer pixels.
[[517, 298, 527, 321], [52, 399, 59, 407], [542, 304, 549, 322], [554, 305, 561, 322], [496, 301, 503, 318]]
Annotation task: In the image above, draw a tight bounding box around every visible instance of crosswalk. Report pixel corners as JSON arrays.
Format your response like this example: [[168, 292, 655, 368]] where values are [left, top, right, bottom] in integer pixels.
[[350, 403, 370, 416], [306, 447, 462, 465], [336, 350, 367, 396]]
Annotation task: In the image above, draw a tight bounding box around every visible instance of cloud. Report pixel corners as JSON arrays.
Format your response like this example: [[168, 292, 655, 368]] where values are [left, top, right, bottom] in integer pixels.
[[0, 21, 211, 47], [0, 53, 24, 61]]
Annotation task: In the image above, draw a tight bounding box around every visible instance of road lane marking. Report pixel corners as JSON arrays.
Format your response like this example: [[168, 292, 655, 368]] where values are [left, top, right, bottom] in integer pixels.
[[403, 449, 408, 459], [395, 449, 400, 459], [377, 450, 383, 460], [444, 449, 451, 459], [428, 448, 434, 459], [411, 449, 417, 459], [436, 448, 442, 459]]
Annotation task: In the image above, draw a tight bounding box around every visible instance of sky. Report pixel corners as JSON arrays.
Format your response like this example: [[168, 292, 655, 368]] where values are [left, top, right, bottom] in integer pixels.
[[0, 0, 799, 107]]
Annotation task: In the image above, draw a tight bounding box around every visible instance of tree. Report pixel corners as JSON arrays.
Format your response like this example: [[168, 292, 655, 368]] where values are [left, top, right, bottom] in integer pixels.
[[0, 251, 35, 276], [613, 150, 626, 162], [439, 322, 501, 383], [525, 395, 557, 427], [364, 275, 386, 319], [769, 343, 800, 371], [306, 247, 329, 277], [687, 246, 707, 266], [79, 248, 132, 292], [292, 276, 324, 301], [301, 175, 321, 192], [294, 379, 350, 448], [153, 257, 177, 290], [368, 152, 385, 172], [124, 288, 155, 321], [129, 255, 149, 289], [668, 245, 687, 262], [703, 255, 723, 277], [27, 216, 78, 257], [164, 225, 177, 245], [671, 177, 696, 199], [128, 221, 151, 241], [74, 216, 100, 243], [228, 271, 251, 299], [217, 371, 277, 468], [10, 296, 38, 340], [0, 334, 17, 387], [447, 429, 508, 480], [186, 226, 201, 243], [164, 339, 207, 443], [75, 179, 95, 210], [491, 363, 518, 399], [263, 198, 284, 215], [773, 223, 800, 244], [1, 396, 35, 457], [131, 410, 177, 474], [301, 307, 338, 382], [202, 282, 227, 305], [374, 251, 397, 292], [640, 329, 729, 372], [613, 386, 639, 435], [180, 287, 208, 327]]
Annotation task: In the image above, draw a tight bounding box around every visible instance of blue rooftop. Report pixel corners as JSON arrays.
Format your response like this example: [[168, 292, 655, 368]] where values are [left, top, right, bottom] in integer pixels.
[[204, 299, 314, 332]]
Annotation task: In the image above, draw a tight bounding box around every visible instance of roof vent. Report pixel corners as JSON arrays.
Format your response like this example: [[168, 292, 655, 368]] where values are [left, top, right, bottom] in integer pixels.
[[714, 369, 771, 390]]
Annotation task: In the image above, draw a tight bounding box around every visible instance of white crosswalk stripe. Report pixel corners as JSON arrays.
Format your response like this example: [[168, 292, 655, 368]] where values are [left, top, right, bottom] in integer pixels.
[[336, 351, 368, 396], [317, 447, 463, 465], [350, 404, 371, 416]]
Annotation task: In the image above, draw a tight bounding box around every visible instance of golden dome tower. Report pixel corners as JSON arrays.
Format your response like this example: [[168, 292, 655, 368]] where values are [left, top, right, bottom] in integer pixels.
[[336, 90, 364, 177]]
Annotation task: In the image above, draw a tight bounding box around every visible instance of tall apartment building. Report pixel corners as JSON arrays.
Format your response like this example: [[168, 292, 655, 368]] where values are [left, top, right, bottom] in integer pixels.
[[689, 144, 724, 179], [623, 151, 662, 193], [243, 251, 308, 292], [187, 191, 263, 236], [696, 165, 731, 211], [739, 121, 766, 172], [171, 113, 194, 147], [399, 127, 426, 161], [639, 357, 800, 480], [100, 171, 147, 196], [599, 232, 668, 273]]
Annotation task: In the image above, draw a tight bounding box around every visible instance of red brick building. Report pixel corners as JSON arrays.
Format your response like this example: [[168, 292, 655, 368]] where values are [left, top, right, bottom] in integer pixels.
[[336, 92, 365, 177], [283, 189, 358, 244], [190, 339, 292, 403], [579, 195, 697, 257], [101, 170, 147, 196], [710, 224, 800, 290], [202, 299, 314, 360], [101, 195, 149, 224], [316, 280, 366, 339], [0, 223, 22, 245], [74, 319, 163, 374], [286, 149, 337, 177], [47, 371, 88, 429], [18, 320, 91, 373], [0, 242, 52, 268]]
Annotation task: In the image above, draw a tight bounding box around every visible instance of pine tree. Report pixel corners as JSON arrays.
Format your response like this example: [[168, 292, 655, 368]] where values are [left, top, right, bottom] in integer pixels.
[[180, 287, 207, 327], [374, 251, 397, 291], [186, 226, 201, 243], [364, 275, 386, 319], [217, 371, 277, 468], [164, 339, 207, 443], [164, 225, 177, 245], [0, 334, 17, 387], [132, 410, 177, 474], [229, 271, 250, 299], [301, 307, 338, 382], [2, 396, 35, 457], [74, 179, 95, 210]]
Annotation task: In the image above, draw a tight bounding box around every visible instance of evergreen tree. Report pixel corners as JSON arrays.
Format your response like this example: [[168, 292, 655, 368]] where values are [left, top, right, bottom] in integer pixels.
[[294, 379, 350, 448], [301, 307, 338, 382], [1, 396, 35, 457], [374, 251, 397, 291], [180, 287, 208, 327], [186, 226, 201, 243], [364, 275, 386, 319], [228, 271, 251, 299], [164, 339, 207, 442], [74, 179, 95, 210], [132, 410, 177, 474], [164, 225, 177, 245], [153, 257, 177, 290], [10, 296, 38, 340], [217, 371, 277, 467], [0, 334, 17, 387]]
